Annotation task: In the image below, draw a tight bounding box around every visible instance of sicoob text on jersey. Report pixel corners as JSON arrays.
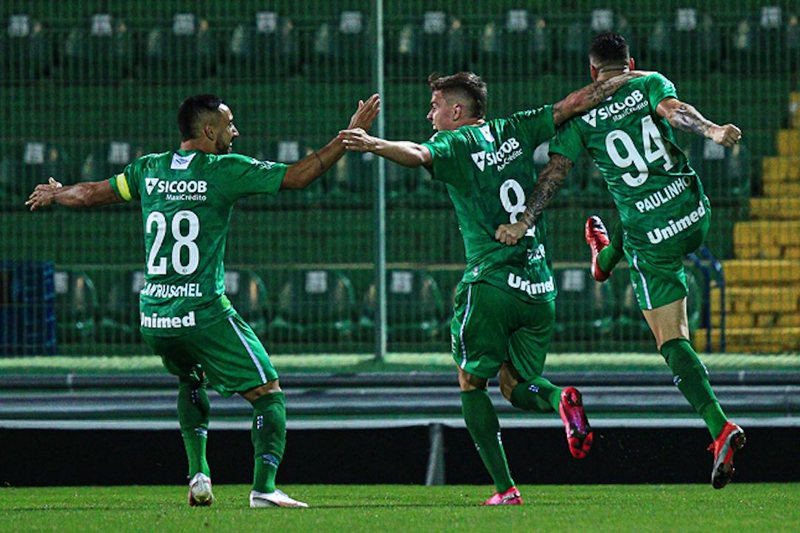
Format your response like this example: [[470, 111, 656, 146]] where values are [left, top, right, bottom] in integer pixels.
[[144, 153, 208, 202], [470, 125, 523, 172], [581, 90, 647, 127]]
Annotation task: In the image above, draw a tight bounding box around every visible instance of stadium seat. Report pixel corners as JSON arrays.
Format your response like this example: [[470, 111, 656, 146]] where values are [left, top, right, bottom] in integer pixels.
[[98, 270, 143, 343], [311, 11, 371, 81], [688, 137, 750, 204], [226, 11, 300, 79], [0, 142, 73, 203], [0, 14, 52, 81], [61, 14, 134, 82], [79, 141, 145, 182], [552, 267, 614, 343], [224, 269, 271, 337], [475, 9, 551, 79], [359, 269, 447, 342], [268, 269, 357, 343], [552, 9, 633, 76], [143, 13, 218, 81], [54, 270, 97, 343], [388, 11, 469, 79], [646, 8, 720, 76]]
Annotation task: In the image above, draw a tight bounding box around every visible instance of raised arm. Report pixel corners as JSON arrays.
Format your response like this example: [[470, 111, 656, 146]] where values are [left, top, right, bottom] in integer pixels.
[[281, 94, 381, 190], [552, 71, 647, 126], [657, 97, 742, 147], [26, 177, 122, 211], [494, 154, 574, 246], [339, 128, 432, 168]]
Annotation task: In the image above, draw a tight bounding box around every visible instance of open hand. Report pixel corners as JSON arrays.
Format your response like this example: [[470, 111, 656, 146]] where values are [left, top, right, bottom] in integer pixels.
[[494, 221, 528, 246], [348, 94, 381, 131], [26, 177, 62, 211]]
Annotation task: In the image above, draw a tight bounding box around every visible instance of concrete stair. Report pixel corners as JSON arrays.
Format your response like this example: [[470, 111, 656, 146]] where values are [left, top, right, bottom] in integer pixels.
[[711, 100, 800, 353]]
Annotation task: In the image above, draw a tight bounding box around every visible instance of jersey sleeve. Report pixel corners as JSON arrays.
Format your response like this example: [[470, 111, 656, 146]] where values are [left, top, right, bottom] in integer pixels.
[[509, 105, 555, 147], [108, 157, 145, 201], [215, 154, 288, 201], [547, 119, 585, 163], [421, 131, 466, 187], [645, 72, 678, 110]]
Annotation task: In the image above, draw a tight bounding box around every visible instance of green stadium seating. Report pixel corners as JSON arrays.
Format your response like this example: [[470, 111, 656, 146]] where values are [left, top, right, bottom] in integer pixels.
[[688, 137, 750, 204], [552, 9, 634, 76], [225, 269, 271, 338], [388, 11, 470, 79], [359, 269, 447, 342], [268, 269, 357, 343], [143, 13, 218, 82], [475, 9, 551, 79], [98, 270, 142, 343], [225, 11, 300, 79], [311, 10, 371, 81], [54, 270, 98, 343], [61, 14, 134, 82], [0, 14, 52, 82], [552, 266, 614, 342], [0, 142, 73, 203], [645, 9, 721, 76], [79, 141, 145, 182]]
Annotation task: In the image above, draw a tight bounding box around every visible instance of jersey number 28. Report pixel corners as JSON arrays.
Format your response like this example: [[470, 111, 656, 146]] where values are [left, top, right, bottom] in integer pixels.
[[146, 210, 200, 275]]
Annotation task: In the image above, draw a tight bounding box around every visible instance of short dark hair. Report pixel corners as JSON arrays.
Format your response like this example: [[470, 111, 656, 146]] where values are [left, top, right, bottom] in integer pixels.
[[428, 72, 487, 119], [589, 31, 630, 67], [177, 94, 225, 141]]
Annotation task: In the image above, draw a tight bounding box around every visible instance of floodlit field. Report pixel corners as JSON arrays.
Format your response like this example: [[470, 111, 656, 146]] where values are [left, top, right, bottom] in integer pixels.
[[1, 484, 798, 532]]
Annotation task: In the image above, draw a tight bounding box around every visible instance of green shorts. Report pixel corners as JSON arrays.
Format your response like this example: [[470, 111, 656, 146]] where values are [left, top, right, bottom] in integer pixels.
[[450, 281, 555, 381], [142, 312, 278, 397], [625, 210, 709, 311]]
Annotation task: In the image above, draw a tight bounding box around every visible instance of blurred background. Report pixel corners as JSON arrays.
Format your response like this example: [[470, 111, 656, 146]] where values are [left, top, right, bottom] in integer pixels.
[[0, 0, 798, 487]]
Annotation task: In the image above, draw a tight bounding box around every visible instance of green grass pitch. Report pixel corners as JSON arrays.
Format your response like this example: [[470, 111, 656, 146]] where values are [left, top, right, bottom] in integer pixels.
[[1, 484, 798, 532]]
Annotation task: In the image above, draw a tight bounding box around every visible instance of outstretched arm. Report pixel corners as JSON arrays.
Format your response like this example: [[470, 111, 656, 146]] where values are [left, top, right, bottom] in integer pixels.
[[339, 128, 432, 168], [494, 154, 574, 245], [656, 97, 742, 146], [27, 177, 122, 211], [552, 71, 645, 126], [281, 94, 381, 190]]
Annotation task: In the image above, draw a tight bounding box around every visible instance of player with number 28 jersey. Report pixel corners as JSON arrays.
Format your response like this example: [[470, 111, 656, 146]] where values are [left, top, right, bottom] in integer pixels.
[[109, 151, 286, 336]]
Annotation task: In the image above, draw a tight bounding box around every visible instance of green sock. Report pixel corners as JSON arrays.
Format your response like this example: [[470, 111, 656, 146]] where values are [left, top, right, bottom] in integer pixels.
[[598, 223, 624, 274], [461, 389, 514, 493], [510, 377, 561, 413], [661, 338, 727, 438], [251, 392, 287, 493], [177, 379, 210, 477]]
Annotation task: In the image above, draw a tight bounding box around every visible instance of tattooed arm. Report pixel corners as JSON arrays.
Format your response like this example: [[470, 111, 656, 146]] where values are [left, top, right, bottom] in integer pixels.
[[656, 98, 742, 147], [494, 154, 574, 246], [552, 71, 645, 126]]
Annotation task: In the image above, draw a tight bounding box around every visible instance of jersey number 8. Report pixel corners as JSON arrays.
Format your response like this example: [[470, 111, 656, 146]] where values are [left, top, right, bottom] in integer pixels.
[[500, 179, 535, 237]]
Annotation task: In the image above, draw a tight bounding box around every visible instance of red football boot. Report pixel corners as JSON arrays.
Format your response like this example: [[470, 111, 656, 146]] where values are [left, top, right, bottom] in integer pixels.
[[559, 386, 593, 459], [585, 215, 611, 282], [709, 421, 746, 489]]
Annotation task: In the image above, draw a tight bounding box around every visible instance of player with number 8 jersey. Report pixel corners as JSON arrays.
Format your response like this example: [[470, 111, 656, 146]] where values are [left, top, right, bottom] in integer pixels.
[[109, 151, 285, 336]]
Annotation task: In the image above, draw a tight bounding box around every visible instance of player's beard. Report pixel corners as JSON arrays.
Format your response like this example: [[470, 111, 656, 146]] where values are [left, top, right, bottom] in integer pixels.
[[215, 138, 233, 154]]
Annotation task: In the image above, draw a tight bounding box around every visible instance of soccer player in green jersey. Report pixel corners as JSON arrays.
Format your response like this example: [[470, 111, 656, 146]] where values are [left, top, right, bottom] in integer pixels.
[[340, 71, 636, 505], [495, 32, 745, 489], [27, 92, 380, 508]]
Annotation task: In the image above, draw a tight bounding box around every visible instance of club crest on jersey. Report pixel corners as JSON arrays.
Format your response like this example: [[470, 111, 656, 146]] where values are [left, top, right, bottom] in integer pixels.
[[170, 152, 197, 169], [478, 124, 495, 143]]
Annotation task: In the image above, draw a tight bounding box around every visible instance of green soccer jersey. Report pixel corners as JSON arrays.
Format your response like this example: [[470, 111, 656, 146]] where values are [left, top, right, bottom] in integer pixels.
[[422, 106, 557, 303], [108, 149, 287, 336], [549, 73, 708, 250]]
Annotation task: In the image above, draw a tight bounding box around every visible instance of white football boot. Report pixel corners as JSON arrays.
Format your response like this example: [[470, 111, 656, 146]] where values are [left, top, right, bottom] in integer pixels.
[[249, 489, 308, 508]]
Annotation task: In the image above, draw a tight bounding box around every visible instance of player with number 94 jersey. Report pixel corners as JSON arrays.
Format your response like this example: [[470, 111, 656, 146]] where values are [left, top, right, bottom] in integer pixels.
[[109, 151, 286, 336], [550, 72, 708, 251]]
